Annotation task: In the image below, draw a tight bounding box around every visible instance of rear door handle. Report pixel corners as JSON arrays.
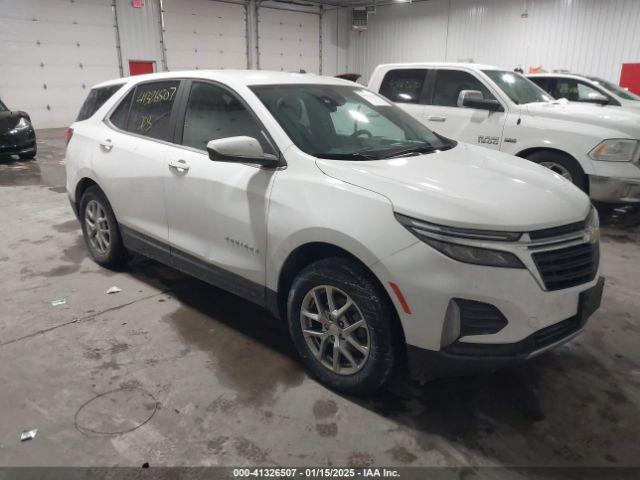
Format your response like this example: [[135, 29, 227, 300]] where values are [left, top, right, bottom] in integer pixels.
[[100, 139, 113, 151], [168, 158, 190, 173], [427, 116, 447, 123]]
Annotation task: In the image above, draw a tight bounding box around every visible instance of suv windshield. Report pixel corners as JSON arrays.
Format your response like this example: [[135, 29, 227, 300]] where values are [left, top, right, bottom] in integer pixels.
[[587, 76, 640, 101], [250, 84, 454, 160], [483, 70, 553, 105]]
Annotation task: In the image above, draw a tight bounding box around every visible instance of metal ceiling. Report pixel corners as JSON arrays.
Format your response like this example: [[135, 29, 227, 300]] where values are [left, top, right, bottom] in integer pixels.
[[268, 0, 420, 8]]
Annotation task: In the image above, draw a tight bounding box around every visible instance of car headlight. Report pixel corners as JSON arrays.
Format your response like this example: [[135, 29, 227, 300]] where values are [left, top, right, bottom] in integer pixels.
[[395, 213, 525, 269], [14, 117, 30, 130], [589, 139, 639, 162]]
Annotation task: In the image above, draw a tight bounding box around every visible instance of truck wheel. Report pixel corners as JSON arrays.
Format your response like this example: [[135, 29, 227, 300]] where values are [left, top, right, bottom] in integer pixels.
[[526, 151, 587, 192], [287, 257, 400, 395], [79, 186, 128, 269]]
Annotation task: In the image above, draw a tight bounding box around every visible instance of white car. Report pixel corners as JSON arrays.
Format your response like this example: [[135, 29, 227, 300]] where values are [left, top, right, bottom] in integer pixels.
[[65, 70, 603, 394], [368, 63, 640, 205], [528, 72, 640, 111]]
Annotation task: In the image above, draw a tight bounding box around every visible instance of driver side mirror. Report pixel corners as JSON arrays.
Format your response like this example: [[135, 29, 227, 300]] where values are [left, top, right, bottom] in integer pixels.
[[207, 136, 280, 168], [458, 90, 503, 112]]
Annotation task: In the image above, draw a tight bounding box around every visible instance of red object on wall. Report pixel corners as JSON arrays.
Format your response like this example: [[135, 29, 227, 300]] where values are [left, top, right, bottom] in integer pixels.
[[129, 61, 155, 76], [620, 63, 640, 96]]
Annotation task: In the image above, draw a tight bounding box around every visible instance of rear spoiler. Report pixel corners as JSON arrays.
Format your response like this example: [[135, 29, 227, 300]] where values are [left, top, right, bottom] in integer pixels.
[[335, 73, 362, 82]]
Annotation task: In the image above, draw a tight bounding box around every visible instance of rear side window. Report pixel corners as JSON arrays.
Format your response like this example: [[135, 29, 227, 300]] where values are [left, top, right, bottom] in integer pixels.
[[77, 84, 123, 121], [116, 81, 180, 141], [432, 70, 496, 107], [109, 90, 134, 130], [379, 69, 427, 104]]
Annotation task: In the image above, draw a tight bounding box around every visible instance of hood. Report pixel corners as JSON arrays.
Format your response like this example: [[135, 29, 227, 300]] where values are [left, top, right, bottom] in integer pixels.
[[0, 111, 27, 133], [526, 101, 640, 136], [315, 143, 591, 232]]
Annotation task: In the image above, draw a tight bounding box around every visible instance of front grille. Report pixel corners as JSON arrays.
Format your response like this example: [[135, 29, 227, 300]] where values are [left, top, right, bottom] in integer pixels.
[[532, 316, 581, 349], [529, 219, 586, 240], [532, 242, 599, 291]]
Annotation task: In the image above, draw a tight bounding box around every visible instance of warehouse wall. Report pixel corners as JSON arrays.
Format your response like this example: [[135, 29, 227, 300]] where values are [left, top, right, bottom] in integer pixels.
[[115, 0, 165, 75], [321, 6, 350, 76], [348, 0, 640, 84]]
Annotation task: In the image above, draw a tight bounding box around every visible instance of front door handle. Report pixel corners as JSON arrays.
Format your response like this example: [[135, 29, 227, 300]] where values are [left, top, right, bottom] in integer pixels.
[[168, 159, 190, 174], [100, 139, 113, 151], [427, 116, 447, 123]]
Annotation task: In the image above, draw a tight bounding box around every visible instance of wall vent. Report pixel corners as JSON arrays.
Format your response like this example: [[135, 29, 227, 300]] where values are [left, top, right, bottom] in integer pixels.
[[352, 8, 368, 31]]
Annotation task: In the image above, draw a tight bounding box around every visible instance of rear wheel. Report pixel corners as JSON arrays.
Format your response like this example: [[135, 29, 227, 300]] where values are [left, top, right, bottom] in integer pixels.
[[79, 186, 128, 269], [526, 150, 587, 192], [287, 257, 400, 395]]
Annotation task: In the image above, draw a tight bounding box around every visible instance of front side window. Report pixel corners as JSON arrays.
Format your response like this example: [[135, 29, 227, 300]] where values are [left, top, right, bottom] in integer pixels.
[[432, 70, 497, 107], [588, 76, 640, 101], [181, 82, 273, 153], [483, 70, 552, 105], [0, 100, 7, 112], [549, 78, 607, 103], [123, 81, 180, 140], [77, 84, 124, 121], [251, 84, 454, 160], [379, 69, 427, 104]]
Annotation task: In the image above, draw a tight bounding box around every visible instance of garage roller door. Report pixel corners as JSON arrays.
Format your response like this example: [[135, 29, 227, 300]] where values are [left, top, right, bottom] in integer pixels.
[[0, 0, 120, 129], [162, 0, 247, 71], [258, 8, 320, 74]]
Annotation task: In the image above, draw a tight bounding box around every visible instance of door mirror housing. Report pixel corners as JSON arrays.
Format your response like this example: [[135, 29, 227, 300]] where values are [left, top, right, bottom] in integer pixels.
[[458, 90, 504, 112], [206, 136, 279, 168]]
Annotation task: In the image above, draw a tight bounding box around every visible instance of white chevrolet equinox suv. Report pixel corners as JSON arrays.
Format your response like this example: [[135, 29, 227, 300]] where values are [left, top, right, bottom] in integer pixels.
[[66, 71, 604, 394]]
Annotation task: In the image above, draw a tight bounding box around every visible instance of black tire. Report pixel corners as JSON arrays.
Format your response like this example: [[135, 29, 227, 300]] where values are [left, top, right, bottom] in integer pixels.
[[526, 150, 587, 192], [19, 148, 36, 160], [287, 257, 400, 395], [79, 186, 128, 269]]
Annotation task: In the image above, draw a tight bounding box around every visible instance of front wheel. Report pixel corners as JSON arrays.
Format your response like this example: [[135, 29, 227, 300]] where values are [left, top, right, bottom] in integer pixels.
[[526, 151, 587, 192], [287, 257, 400, 395]]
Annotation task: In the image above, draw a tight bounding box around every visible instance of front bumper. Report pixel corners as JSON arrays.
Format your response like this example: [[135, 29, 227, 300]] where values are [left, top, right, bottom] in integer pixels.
[[0, 128, 36, 156], [406, 277, 604, 382], [589, 174, 640, 204]]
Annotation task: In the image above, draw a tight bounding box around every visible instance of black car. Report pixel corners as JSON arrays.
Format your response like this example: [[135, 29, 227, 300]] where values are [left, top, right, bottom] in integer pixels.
[[0, 99, 36, 159]]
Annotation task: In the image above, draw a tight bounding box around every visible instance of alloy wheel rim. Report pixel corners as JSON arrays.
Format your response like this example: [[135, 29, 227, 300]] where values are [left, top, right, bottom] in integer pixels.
[[299, 285, 370, 375], [539, 161, 573, 182], [85, 200, 111, 255]]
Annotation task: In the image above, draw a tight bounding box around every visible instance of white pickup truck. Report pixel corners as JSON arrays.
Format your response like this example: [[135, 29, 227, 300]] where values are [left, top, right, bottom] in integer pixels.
[[368, 63, 640, 205]]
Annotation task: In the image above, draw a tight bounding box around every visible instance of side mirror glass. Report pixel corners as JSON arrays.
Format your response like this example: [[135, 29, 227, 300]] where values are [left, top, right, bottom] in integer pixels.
[[458, 90, 503, 112], [206, 136, 279, 168]]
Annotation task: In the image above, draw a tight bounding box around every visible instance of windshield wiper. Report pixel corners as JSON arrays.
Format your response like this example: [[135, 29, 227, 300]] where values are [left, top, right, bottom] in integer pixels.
[[383, 143, 440, 159], [315, 152, 381, 161]]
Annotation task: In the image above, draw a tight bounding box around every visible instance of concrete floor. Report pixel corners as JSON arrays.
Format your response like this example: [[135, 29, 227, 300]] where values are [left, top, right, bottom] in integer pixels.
[[1, 128, 639, 468]]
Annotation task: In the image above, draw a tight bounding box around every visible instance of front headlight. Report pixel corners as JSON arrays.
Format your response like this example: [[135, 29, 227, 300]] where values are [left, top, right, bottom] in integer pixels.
[[14, 117, 30, 130], [395, 213, 525, 269], [589, 139, 639, 162]]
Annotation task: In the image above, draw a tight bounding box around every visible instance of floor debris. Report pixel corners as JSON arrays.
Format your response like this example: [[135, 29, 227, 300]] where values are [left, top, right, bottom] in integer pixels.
[[51, 298, 67, 306], [106, 286, 122, 295], [20, 429, 37, 442]]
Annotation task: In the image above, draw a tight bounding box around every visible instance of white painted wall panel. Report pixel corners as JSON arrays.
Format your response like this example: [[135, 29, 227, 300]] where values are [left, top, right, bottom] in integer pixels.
[[347, 1, 449, 83], [347, 0, 640, 84], [162, 0, 247, 70], [320, 7, 350, 76], [258, 7, 320, 74], [0, 0, 120, 128], [115, 0, 164, 75]]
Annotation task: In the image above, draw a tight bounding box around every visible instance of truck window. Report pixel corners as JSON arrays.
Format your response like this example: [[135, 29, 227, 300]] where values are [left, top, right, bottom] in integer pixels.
[[77, 84, 124, 121], [483, 70, 552, 105], [432, 70, 497, 107], [379, 69, 427, 104]]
